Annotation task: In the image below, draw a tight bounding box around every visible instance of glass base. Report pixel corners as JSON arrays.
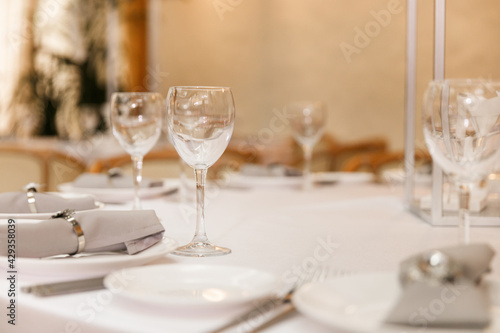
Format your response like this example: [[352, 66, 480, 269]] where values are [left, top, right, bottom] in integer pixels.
[[171, 241, 231, 257]]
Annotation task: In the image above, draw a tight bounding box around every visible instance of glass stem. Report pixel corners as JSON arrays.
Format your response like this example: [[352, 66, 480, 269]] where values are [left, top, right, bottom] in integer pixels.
[[193, 168, 208, 243], [302, 145, 313, 190], [458, 183, 471, 244], [132, 155, 143, 209]]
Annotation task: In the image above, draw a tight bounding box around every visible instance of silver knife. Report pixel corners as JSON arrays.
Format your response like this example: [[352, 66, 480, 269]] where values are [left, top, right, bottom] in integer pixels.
[[21, 276, 105, 297]]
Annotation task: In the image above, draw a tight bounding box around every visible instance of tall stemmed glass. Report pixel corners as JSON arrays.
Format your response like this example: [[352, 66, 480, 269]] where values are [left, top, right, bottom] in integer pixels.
[[288, 101, 327, 190], [167, 86, 234, 257], [423, 79, 500, 244], [110, 92, 163, 209]]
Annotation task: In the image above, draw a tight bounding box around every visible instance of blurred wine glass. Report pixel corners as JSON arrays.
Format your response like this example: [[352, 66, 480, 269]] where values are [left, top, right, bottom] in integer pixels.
[[110, 92, 163, 209], [166, 86, 234, 257], [423, 79, 500, 243], [288, 101, 327, 190]]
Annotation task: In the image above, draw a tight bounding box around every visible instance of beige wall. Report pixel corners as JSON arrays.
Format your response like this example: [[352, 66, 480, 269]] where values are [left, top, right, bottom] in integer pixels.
[[156, 0, 500, 151]]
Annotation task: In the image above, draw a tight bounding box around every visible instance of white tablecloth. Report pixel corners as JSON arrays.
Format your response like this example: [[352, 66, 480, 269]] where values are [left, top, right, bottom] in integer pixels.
[[2, 179, 500, 333]]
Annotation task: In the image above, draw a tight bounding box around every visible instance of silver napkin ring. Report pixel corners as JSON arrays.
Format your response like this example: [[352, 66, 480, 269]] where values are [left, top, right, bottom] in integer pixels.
[[52, 209, 85, 255], [23, 183, 40, 214]]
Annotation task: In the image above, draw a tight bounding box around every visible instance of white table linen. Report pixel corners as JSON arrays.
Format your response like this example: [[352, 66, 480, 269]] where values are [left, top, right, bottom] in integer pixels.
[[2, 180, 500, 333]]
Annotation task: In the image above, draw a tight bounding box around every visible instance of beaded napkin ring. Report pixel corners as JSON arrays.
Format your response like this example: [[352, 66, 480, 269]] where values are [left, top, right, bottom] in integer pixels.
[[23, 182, 41, 214], [51, 209, 85, 255]]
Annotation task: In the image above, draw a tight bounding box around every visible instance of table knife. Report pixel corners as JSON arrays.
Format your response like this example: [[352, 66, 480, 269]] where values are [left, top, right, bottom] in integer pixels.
[[22, 276, 105, 297]]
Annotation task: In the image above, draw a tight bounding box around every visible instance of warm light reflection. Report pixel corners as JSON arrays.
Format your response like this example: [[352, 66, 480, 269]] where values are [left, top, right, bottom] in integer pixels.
[[202, 288, 227, 302]]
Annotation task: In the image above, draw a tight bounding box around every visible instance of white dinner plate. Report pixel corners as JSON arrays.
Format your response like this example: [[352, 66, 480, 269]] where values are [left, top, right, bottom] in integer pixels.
[[58, 180, 178, 203], [227, 172, 373, 188], [0, 192, 104, 219], [293, 272, 500, 333], [0, 238, 177, 276], [104, 264, 280, 310]]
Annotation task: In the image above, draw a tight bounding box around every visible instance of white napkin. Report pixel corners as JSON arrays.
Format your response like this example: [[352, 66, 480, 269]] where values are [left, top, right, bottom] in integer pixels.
[[0, 210, 165, 257], [72, 172, 163, 189], [385, 243, 494, 329], [0, 192, 97, 214]]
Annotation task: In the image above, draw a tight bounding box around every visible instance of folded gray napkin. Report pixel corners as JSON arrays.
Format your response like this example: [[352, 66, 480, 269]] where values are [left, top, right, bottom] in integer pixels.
[[0, 210, 165, 257], [239, 163, 302, 177], [72, 172, 163, 189], [385, 243, 495, 329], [0, 192, 97, 214]]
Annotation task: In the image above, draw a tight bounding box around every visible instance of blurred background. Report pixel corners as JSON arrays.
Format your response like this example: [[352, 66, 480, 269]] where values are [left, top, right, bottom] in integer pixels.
[[1, 0, 500, 190]]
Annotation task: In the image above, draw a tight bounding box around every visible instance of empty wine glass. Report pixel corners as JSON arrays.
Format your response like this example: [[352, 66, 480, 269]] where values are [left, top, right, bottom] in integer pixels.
[[166, 86, 234, 257], [288, 101, 327, 190], [423, 79, 500, 243], [110, 92, 163, 209]]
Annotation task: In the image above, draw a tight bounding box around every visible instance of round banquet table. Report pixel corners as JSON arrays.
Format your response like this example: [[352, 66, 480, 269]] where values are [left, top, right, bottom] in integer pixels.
[[2, 176, 500, 333]]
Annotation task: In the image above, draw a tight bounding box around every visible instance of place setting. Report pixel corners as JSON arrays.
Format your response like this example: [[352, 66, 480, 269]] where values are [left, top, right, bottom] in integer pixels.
[[292, 244, 500, 333], [0, 194, 177, 275], [284, 78, 500, 332], [58, 170, 178, 204], [225, 101, 373, 190], [57, 92, 178, 205]]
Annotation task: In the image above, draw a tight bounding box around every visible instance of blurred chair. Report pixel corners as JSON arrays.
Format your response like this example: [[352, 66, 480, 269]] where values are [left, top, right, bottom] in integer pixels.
[[88, 147, 181, 178], [210, 145, 259, 179], [88, 144, 257, 180], [252, 136, 303, 168], [251, 133, 388, 173], [0, 142, 86, 192], [342, 150, 432, 182], [327, 136, 388, 171]]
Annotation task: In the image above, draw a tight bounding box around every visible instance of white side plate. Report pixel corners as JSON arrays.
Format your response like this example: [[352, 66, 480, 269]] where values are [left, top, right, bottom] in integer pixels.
[[58, 180, 178, 203], [104, 264, 280, 310], [0, 238, 177, 276]]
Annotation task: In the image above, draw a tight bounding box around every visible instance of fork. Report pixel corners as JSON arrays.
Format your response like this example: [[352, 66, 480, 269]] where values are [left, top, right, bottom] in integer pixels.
[[246, 268, 351, 333], [41, 250, 128, 260], [208, 265, 333, 333]]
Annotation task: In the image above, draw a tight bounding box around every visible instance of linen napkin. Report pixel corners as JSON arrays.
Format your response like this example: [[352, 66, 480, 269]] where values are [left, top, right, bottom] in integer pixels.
[[0, 192, 97, 214], [385, 243, 494, 328], [72, 172, 163, 189], [0, 210, 165, 257]]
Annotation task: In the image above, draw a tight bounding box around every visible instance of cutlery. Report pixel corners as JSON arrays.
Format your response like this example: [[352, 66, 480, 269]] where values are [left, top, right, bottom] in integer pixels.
[[22, 276, 105, 297], [208, 266, 334, 333], [246, 303, 295, 333], [42, 250, 127, 260], [245, 268, 351, 333]]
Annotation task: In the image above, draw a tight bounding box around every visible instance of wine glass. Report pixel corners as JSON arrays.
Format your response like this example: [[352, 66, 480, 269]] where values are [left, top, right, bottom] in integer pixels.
[[166, 86, 234, 257], [287, 101, 327, 190], [110, 92, 163, 209], [422, 79, 500, 244]]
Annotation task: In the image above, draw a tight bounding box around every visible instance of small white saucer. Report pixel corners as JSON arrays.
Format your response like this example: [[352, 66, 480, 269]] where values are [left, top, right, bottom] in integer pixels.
[[104, 264, 280, 310]]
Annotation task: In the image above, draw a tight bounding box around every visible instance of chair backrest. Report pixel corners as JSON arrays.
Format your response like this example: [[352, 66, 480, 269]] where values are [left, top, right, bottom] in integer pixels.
[[342, 150, 432, 182], [328, 137, 388, 171], [238, 133, 388, 173], [88, 147, 181, 178], [0, 143, 86, 192], [88, 144, 258, 180]]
